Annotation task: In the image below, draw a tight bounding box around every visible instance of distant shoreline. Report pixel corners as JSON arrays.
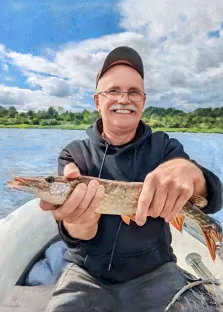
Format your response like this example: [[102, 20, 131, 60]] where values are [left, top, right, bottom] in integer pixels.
[[0, 124, 222, 133]]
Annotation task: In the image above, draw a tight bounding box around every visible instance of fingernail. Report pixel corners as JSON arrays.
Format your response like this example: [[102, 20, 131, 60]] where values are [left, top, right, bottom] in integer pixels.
[[136, 217, 144, 226], [91, 180, 99, 187], [66, 169, 79, 177], [79, 183, 87, 190], [68, 168, 78, 173]]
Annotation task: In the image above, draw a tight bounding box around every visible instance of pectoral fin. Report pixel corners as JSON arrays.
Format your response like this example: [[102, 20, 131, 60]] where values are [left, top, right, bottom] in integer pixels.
[[170, 215, 185, 233], [121, 214, 136, 225]]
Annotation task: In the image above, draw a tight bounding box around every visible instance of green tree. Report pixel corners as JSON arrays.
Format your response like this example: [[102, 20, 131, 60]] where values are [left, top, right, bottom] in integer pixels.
[[47, 107, 58, 119], [27, 110, 34, 118], [8, 106, 18, 118], [0, 106, 7, 117]]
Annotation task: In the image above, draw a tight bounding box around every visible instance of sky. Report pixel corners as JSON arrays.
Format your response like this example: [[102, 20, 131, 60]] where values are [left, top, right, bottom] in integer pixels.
[[0, 0, 223, 112]]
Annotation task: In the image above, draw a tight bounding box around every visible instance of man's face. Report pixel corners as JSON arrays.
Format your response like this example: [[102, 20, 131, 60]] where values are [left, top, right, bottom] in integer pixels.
[[94, 64, 146, 131]]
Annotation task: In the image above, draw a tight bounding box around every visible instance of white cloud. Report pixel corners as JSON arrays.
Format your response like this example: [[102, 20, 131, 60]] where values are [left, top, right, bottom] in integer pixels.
[[55, 32, 146, 90], [1, 1, 223, 112], [118, 0, 223, 41], [116, 0, 223, 110], [3, 32, 145, 91], [0, 84, 92, 112], [205, 66, 223, 79], [7, 51, 64, 77], [0, 32, 147, 111], [26, 74, 72, 98]]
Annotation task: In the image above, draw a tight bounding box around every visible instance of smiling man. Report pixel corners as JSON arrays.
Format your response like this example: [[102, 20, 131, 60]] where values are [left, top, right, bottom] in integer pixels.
[[42, 46, 222, 312], [95, 63, 146, 144]]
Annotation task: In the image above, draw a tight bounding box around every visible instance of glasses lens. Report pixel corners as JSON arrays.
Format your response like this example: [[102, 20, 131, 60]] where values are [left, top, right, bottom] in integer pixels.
[[129, 91, 144, 102], [106, 90, 122, 100], [105, 90, 144, 102]]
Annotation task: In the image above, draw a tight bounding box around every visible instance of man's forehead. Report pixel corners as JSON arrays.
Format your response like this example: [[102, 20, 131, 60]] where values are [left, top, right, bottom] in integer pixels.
[[105, 84, 142, 90]]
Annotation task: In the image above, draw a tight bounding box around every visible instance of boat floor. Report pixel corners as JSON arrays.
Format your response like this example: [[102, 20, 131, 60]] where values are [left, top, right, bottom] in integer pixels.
[[1, 285, 54, 312]]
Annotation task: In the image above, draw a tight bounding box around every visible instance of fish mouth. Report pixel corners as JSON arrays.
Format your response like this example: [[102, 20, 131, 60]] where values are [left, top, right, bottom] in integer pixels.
[[7, 177, 29, 189]]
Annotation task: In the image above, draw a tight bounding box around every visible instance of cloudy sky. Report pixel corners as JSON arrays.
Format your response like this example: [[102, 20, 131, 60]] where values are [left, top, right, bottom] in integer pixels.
[[0, 0, 223, 112]]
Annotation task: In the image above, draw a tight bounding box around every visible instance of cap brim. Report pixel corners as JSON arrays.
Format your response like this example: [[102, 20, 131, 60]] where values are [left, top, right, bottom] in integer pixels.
[[96, 46, 144, 87]]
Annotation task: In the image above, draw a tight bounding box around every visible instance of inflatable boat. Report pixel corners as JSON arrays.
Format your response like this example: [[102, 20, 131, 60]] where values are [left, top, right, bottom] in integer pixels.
[[0, 198, 223, 311]]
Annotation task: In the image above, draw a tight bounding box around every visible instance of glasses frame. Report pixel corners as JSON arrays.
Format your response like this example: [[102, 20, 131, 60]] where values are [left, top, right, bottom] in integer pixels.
[[97, 90, 146, 102]]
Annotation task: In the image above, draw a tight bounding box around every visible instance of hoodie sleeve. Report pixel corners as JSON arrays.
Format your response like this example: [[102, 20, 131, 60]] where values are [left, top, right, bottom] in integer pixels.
[[56, 220, 83, 248], [57, 147, 76, 176], [163, 133, 222, 215]]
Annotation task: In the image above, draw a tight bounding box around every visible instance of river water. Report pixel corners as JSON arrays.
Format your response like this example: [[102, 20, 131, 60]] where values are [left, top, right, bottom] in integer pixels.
[[0, 129, 222, 222]]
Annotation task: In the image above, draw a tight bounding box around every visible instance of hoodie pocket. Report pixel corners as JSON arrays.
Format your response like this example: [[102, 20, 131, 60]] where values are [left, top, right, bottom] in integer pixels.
[[84, 245, 163, 283]]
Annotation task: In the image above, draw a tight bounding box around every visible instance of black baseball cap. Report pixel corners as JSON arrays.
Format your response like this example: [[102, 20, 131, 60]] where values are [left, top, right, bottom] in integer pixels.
[[96, 46, 144, 87]]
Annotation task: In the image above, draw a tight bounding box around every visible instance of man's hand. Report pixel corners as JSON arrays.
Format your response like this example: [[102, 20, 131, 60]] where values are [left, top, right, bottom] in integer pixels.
[[136, 158, 207, 226], [39, 163, 105, 240]]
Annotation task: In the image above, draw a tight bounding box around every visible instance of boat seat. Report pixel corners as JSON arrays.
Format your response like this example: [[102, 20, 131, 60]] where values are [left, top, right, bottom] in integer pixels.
[[0, 285, 54, 312]]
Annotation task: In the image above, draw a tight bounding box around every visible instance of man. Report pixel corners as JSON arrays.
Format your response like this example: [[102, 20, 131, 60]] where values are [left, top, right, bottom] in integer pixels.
[[41, 46, 222, 311]]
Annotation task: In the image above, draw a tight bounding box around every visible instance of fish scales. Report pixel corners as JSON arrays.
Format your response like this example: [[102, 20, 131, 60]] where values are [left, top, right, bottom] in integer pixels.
[[8, 175, 223, 261]]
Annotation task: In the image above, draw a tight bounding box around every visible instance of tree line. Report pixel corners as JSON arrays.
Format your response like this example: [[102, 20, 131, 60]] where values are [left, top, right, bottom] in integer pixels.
[[0, 105, 222, 129]]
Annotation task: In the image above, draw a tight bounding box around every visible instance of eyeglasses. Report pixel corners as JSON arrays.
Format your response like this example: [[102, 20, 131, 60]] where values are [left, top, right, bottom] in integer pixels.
[[97, 89, 146, 102]]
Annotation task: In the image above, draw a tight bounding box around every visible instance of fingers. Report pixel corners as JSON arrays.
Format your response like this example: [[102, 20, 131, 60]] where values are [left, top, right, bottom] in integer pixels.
[[52, 183, 87, 220], [88, 184, 105, 213], [136, 162, 195, 226], [136, 175, 155, 226], [78, 180, 100, 213], [52, 180, 105, 222], [65, 180, 101, 222], [72, 184, 105, 224], [64, 163, 80, 179], [159, 192, 178, 219], [164, 190, 192, 223], [39, 200, 56, 211], [148, 189, 168, 218]]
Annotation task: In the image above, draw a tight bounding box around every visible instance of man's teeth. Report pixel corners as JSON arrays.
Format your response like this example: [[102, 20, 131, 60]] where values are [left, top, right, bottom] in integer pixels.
[[114, 109, 132, 114]]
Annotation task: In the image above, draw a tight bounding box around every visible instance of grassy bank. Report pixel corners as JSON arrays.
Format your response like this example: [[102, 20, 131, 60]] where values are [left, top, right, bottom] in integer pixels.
[[0, 123, 90, 130], [0, 124, 222, 133], [153, 127, 223, 133]]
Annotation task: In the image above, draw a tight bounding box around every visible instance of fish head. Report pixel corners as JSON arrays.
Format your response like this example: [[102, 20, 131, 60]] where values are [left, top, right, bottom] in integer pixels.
[[7, 176, 77, 205]]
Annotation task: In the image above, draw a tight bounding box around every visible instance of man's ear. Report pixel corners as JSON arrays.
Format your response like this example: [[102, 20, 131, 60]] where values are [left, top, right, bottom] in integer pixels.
[[94, 94, 100, 112]]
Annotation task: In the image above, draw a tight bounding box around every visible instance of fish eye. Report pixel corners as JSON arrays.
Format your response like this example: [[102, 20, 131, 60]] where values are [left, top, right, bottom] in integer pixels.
[[45, 176, 55, 183]]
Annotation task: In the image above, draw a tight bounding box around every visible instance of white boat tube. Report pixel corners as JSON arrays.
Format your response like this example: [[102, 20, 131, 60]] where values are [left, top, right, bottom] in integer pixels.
[[0, 198, 222, 304], [0, 199, 58, 304]]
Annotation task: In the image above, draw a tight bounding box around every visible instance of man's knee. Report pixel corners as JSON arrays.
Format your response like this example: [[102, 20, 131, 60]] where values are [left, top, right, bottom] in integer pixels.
[[46, 263, 116, 312], [47, 291, 90, 312]]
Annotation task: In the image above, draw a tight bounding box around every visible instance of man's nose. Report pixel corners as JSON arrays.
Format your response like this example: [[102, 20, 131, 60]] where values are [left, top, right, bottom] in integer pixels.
[[118, 92, 131, 103]]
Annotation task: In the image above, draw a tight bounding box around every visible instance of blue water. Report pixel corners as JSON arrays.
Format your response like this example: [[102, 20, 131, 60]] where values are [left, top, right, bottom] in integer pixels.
[[0, 129, 222, 222]]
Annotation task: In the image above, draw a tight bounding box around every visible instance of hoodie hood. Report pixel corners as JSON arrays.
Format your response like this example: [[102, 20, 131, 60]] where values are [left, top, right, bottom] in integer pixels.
[[86, 117, 152, 153]]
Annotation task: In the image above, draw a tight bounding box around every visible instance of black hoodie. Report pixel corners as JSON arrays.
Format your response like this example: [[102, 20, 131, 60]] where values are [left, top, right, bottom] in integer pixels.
[[57, 118, 222, 283]]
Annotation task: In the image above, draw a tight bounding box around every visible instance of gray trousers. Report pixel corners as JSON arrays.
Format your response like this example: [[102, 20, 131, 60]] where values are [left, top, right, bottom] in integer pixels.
[[46, 262, 219, 312]]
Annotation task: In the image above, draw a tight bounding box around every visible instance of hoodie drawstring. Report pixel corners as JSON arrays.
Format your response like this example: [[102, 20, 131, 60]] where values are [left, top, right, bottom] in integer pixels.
[[98, 142, 109, 178], [97, 141, 123, 272], [97, 142, 138, 272], [108, 149, 138, 271], [108, 219, 123, 271]]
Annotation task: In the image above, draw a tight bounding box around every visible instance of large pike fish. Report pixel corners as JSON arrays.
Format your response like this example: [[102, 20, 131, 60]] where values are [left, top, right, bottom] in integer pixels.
[[8, 175, 222, 261]]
